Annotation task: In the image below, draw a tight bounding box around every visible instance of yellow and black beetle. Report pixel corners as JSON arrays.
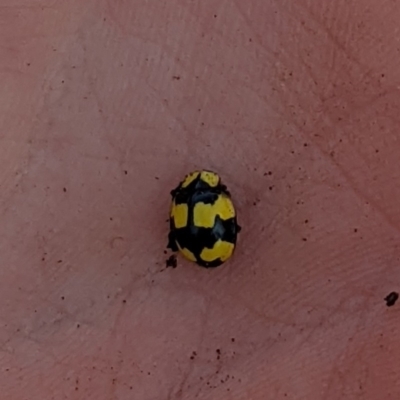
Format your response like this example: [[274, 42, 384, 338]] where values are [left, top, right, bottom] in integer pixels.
[[167, 170, 241, 268]]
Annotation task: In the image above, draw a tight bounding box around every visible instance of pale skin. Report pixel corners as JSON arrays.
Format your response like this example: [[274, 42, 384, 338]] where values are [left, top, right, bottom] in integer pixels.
[[1, 1, 400, 399]]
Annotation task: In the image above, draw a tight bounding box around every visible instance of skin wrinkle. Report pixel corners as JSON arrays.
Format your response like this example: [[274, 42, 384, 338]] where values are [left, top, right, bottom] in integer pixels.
[[250, 8, 400, 234], [292, 120, 400, 234], [1, 0, 400, 399]]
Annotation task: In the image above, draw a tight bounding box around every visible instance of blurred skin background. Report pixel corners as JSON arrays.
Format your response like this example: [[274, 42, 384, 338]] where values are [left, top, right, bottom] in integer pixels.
[[1, 1, 400, 399]]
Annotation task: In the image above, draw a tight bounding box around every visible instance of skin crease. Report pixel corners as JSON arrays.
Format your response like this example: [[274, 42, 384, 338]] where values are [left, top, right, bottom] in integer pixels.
[[1, 0, 400, 399]]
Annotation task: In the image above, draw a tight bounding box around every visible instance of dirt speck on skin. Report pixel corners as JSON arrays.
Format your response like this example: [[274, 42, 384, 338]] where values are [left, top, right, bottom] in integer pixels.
[[384, 291, 399, 307], [166, 255, 177, 268]]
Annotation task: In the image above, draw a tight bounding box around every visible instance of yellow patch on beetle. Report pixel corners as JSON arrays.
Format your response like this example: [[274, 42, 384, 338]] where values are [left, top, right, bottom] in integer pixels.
[[193, 195, 235, 228], [177, 243, 197, 262], [200, 171, 220, 187], [171, 202, 188, 229], [181, 171, 200, 188], [200, 240, 234, 262]]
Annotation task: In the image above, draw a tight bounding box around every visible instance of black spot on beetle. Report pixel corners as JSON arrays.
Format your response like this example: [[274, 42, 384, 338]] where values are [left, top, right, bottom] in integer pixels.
[[384, 292, 398, 307]]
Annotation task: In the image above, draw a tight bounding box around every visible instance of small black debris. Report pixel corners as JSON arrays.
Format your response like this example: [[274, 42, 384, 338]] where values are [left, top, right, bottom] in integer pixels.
[[384, 292, 399, 307], [166, 255, 177, 268]]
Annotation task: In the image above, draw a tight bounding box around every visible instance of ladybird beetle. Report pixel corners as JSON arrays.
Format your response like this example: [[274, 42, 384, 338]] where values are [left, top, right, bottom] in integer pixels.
[[167, 170, 241, 268]]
